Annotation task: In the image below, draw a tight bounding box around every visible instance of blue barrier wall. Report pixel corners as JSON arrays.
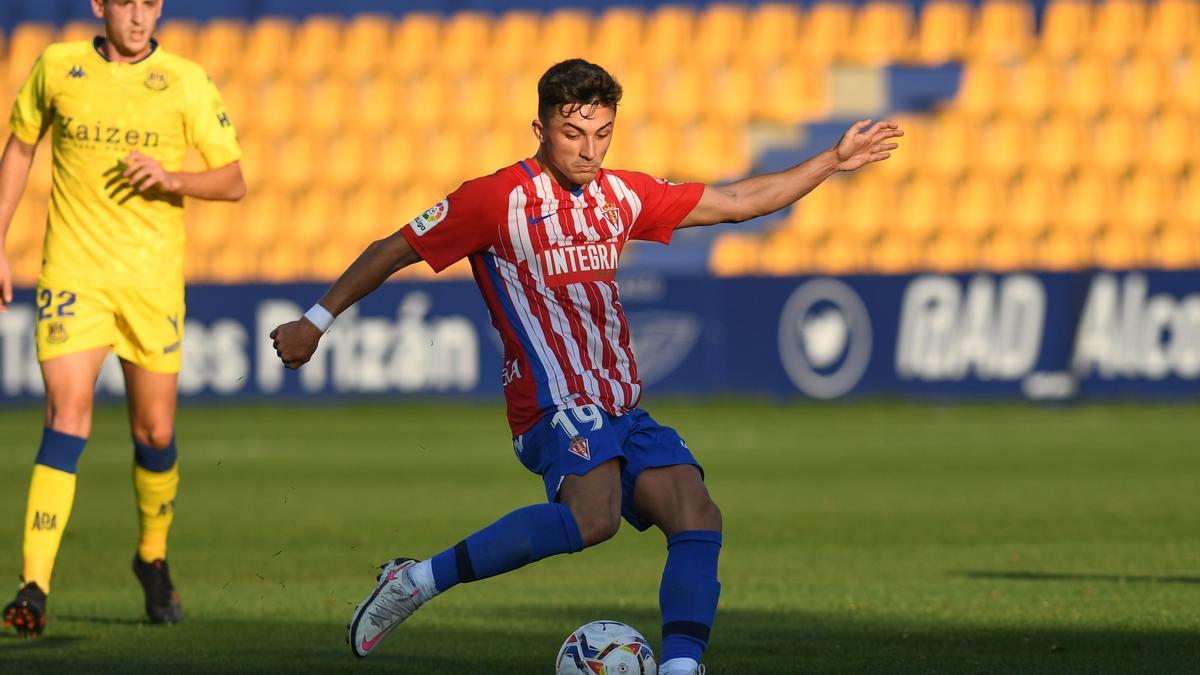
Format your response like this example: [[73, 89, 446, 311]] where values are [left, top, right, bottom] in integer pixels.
[[2, 271, 1197, 403]]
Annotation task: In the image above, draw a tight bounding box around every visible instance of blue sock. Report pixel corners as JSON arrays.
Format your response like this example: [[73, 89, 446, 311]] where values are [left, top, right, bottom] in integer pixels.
[[429, 503, 583, 593], [134, 436, 178, 472], [35, 428, 87, 473], [660, 530, 722, 664]]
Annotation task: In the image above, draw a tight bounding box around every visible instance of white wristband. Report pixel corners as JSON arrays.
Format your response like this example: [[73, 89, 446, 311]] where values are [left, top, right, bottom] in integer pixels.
[[304, 304, 335, 334]]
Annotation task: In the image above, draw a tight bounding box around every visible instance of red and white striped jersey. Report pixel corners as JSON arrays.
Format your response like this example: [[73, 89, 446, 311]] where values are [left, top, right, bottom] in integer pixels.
[[400, 158, 704, 435]]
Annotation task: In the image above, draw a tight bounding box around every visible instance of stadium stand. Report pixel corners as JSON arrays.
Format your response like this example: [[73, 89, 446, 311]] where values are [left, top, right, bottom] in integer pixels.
[[0, 0, 1197, 283]]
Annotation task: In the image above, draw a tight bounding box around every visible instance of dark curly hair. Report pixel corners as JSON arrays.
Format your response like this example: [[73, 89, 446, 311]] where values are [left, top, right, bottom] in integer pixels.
[[537, 59, 623, 122]]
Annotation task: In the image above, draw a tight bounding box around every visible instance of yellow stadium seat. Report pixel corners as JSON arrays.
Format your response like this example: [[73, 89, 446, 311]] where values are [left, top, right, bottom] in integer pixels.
[[58, 20, 100, 44], [979, 231, 1034, 271], [912, 0, 972, 64], [643, 5, 696, 70], [870, 232, 922, 273], [449, 73, 501, 132], [233, 194, 290, 255], [1151, 225, 1200, 268], [290, 15, 342, 81], [651, 63, 703, 124], [813, 234, 868, 274], [399, 76, 449, 133], [274, 137, 319, 192], [754, 61, 830, 123], [355, 78, 400, 136], [787, 178, 845, 243], [342, 15, 391, 79], [1146, 0, 1200, 58], [1167, 171, 1200, 227], [252, 80, 300, 139], [979, 113, 1030, 178], [193, 20, 245, 83], [1004, 54, 1058, 119], [970, 0, 1035, 62], [438, 12, 491, 76], [695, 3, 749, 68], [893, 172, 948, 240], [1059, 171, 1115, 237], [1004, 172, 1061, 238], [1176, 52, 1200, 111], [389, 13, 440, 78], [302, 77, 351, 138], [183, 251, 211, 283], [1094, 227, 1149, 269], [955, 59, 1007, 118], [478, 129, 527, 177], [1031, 112, 1085, 177], [6, 23, 55, 89], [183, 199, 227, 257], [1040, 0, 1092, 61], [617, 122, 674, 179], [421, 130, 470, 186], [1116, 52, 1170, 116], [540, 9, 592, 69], [591, 8, 646, 72], [289, 189, 339, 249], [1092, 0, 1147, 59], [704, 62, 754, 125], [745, 3, 803, 68], [673, 122, 750, 183], [496, 69, 541, 128], [243, 18, 294, 83], [924, 231, 979, 272], [1036, 229, 1089, 270], [949, 173, 1003, 239], [1146, 107, 1195, 173], [759, 230, 815, 275], [926, 110, 973, 177], [1089, 110, 1141, 175], [491, 11, 540, 76], [208, 246, 256, 283], [320, 135, 368, 192], [800, 2, 856, 64], [841, 173, 896, 242], [1058, 53, 1113, 116], [235, 138, 269, 191], [710, 233, 762, 277], [1116, 169, 1173, 236], [851, 0, 915, 65]]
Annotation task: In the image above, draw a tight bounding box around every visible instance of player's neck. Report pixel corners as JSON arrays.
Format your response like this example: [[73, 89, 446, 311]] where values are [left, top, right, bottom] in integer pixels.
[[98, 36, 154, 64], [531, 151, 586, 193]]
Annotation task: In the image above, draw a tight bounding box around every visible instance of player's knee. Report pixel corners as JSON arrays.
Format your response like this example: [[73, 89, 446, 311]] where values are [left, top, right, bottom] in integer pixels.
[[45, 395, 93, 437], [695, 497, 723, 533], [133, 425, 175, 450], [575, 509, 621, 547]]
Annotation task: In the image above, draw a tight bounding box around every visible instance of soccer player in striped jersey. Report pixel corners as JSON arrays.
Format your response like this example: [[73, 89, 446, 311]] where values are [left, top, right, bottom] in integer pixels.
[[0, 0, 245, 637], [271, 59, 900, 673]]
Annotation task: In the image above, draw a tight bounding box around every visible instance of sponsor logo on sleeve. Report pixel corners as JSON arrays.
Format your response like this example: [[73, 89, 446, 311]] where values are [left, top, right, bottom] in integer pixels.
[[409, 200, 449, 237]]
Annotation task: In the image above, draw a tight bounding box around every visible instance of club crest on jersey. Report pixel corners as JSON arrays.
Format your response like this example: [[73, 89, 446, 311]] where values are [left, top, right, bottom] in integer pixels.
[[47, 321, 68, 345], [568, 436, 591, 460], [600, 201, 621, 228], [145, 71, 169, 91], [409, 199, 448, 237]]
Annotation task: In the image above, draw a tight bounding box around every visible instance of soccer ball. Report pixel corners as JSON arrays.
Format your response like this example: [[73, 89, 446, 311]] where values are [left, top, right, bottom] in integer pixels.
[[555, 620, 657, 675]]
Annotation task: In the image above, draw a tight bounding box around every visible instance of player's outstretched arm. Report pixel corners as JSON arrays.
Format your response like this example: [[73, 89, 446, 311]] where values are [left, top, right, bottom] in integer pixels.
[[678, 119, 902, 229], [0, 135, 37, 312], [270, 231, 423, 369], [122, 151, 246, 201]]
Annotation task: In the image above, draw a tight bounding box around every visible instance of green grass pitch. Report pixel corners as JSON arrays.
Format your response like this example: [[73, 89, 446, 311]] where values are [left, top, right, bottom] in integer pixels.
[[1, 400, 1197, 673]]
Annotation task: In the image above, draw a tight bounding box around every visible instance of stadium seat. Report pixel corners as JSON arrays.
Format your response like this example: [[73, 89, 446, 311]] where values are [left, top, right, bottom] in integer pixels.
[[1116, 52, 1170, 116], [643, 5, 696, 70], [5, 23, 55, 89], [924, 231, 979, 272], [439, 12, 491, 76], [1031, 112, 1085, 177], [870, 232, 922, 273], [57, 20, 100, 44], [235, 137, 269, 192], [980, 231, 1034, 271], [813, 233, 869, 274], [1091, 0, 1147, 59], [675, 122, 750, 182], [341, 14, 391, 79], [290, 188, 339, 250], [753, 61, 830, 124], [1058, 53, 1113, 116], [745, 3, 803, 69], [759, 230, 815, 275], [955, 59, 1006, 118], [1145, 0, 1200, 58], [978, 113, 1029, 178], [1089, 110, 1141, 176], [949, 173, 1003, 240], [302, 77, 351, 139], [322, 135, 368, 192], [892, 171, 947, 241], [1004, 53, 1058, 119], [1168, 170, 1200, 228], [421, 130, 471, 186], [1094, 227, 1149, 269], [786, 178, 845, 243], [926, 110, 972, 177], [193, 19, 245, 82], [616, 122, 673, 179], [355, 78, 400, 136], [1175, 51, 1200, 111], [389, 13, 441, 78], [252, 80, 301, 139], [1035, 229, 1090, 270], [183, 199, 228, 258], [705, 62, 755, 125], [1117, 169, 1173, 236], [1059, 171, 1115, 238], [1004, 172, 1061, 239], [912, 0, 972, 64], [590, 7, 646, 72], [841, 173, 895, 242], [273, 137, 319, 192], [800, 2, 856, 64], [156, 21, 200, 67], [539, 9, 592, 70], [695, 3, 749, 67], [652, 63, 703, 124], [1040, 0, 1093, 61], [710, 233, 762, 276], [400, 76, 449, 132], [290, 15, 342, 81], [1151, 225, 1200, 268], [970, 0, 1035, 61], [851, 0, 915, 65], [491, 11, 540, 76], [447, 72, 500, 132], [243, 18, 294, 83], [1145, 107, 1195, 174]]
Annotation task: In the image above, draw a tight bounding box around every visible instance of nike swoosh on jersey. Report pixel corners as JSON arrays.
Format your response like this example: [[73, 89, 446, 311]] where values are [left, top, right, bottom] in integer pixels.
[[527, 214, 552, 224]]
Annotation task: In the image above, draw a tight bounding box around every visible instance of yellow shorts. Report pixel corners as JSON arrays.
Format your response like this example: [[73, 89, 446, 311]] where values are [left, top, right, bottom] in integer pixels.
[[35, 281, 186, 374]]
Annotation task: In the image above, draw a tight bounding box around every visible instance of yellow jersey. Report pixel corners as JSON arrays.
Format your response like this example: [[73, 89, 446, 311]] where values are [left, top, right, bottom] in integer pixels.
[[10, 38, 241, 290]]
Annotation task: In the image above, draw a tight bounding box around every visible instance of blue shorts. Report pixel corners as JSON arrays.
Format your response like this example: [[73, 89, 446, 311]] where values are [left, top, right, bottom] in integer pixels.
[[512, 406, 702, 531]]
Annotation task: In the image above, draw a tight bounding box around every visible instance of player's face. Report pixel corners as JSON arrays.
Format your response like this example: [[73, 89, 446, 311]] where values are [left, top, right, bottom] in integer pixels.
[[534, 104, 615, 189], [93, 0, 162, 57]]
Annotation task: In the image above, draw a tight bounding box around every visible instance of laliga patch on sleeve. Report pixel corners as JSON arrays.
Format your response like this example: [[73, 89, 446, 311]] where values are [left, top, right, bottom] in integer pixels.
[[409, 199, 449, 237]]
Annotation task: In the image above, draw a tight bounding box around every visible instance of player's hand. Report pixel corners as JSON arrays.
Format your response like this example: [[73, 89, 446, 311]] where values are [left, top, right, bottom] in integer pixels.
[[122, 151, 183, 194], [270, 319, 323, 369], [0, 252, 12, 313], [833, 119, 903, 172]]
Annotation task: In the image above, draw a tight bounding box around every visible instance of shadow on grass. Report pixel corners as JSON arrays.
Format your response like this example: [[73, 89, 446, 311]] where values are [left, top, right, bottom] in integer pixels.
[[1, 604, 1197, 674], [58, 614, 148, 627], [960, 570, 1200, 585]]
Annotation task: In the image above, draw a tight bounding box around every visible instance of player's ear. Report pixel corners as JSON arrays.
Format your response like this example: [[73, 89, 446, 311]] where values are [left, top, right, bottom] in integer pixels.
[[90, 0, 106, 20], [532, 117, 546, 146]]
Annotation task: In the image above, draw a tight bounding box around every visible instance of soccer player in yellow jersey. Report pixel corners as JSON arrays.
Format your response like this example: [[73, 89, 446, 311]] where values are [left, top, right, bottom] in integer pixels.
[[0, 0, 245, 637]]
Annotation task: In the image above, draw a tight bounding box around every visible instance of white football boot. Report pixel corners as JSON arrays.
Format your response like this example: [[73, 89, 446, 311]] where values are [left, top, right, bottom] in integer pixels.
[[347, 558, 429, 657]]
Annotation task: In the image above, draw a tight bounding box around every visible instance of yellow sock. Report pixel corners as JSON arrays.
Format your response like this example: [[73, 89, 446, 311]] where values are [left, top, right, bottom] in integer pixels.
[[134, 463, 179, 562], [22, 465, 78, 593]]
